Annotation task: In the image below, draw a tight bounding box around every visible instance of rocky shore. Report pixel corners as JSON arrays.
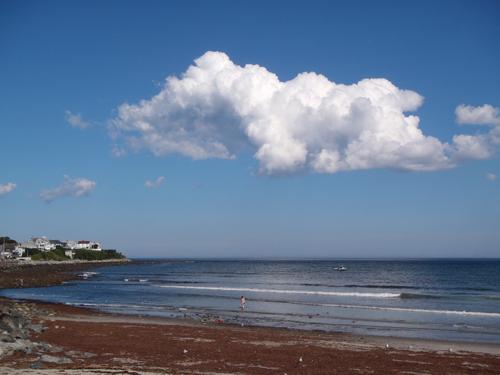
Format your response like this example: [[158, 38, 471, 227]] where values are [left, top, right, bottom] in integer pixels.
[[0, 260, 129, 370], [0, 299, 68, 367], [0, 259, 129, 289]]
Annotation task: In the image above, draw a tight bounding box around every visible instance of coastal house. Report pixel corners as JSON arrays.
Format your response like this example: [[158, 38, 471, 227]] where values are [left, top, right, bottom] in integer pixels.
[[27, 237, 56, 251], [12, 246, 25, 257], [49, 239, 67, 248], [64, 240, 102, 251], [89, 241, 102, 251], [74, 240, 102, 251], [77, 240, 91, 249], [65, 240, 78, 250]]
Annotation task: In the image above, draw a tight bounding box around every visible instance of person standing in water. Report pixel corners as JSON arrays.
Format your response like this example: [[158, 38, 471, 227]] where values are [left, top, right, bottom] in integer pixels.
[[240, 295, 246, 310]]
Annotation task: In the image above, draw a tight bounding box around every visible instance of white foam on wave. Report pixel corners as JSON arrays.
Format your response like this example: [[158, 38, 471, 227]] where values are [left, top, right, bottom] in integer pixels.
[[157, 285, 400, 298], [319, 303, 500, 318]]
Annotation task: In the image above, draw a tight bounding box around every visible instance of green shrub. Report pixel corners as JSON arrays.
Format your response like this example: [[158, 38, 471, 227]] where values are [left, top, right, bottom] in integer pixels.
[[73, 249, 125, 261], [28, 247, 125, 261], [25, 248, 41, 257], [30, 249, 69, 261]]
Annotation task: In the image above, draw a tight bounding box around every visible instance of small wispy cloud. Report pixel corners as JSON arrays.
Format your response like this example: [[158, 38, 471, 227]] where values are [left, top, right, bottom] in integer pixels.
[[486, 173, 497, 181], [65, 110, 91, 129], [40, 175, 96, 203], [0, 182, 16, 196], [145, 176, 165, 189], [111, 144, 127, 158]]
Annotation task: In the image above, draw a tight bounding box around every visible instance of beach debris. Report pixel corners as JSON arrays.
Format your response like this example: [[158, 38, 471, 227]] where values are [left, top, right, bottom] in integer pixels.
[[183, 349, 188, 354], [385, 344, 390, 349], [299, 356, 303, 363], [449, 348, 453, 352]]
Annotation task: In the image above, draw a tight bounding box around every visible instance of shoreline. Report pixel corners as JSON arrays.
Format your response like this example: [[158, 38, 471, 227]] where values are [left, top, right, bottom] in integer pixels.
[[1, 261, 500, 374], [13, 298, 500, 355]]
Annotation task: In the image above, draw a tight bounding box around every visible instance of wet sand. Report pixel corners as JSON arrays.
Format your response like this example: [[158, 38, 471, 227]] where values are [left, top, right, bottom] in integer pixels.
[[1, 262, 500, 374]]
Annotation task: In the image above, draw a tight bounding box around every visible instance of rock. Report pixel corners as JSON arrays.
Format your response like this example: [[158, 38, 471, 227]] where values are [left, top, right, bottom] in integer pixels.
[[30, 361, 43, 369], [29, 324, 44, 333], [38, 342, 63, 353], [40, 354, 73, 364], [0, 333, 15, 343], [65, 350, 96, 358], [22, 345, 33, 355]]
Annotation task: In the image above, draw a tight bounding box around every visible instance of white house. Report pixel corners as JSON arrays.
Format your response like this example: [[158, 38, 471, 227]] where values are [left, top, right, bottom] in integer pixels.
[[49, 239, 67, 248], [65, 240, 102, 251], [89, 241, 102, 251], [65, 240, 78, 250], [77, 240, 102, 251], [12, 246, 25, 257], [24, 237, 56, 251]]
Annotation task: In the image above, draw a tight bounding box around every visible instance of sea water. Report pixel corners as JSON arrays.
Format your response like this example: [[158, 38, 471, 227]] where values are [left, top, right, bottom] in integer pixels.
[[2, 259, 500, 343]]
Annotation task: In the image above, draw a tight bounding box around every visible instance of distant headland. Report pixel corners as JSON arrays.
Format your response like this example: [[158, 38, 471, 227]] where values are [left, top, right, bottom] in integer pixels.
[[0, 235, 126, 262]]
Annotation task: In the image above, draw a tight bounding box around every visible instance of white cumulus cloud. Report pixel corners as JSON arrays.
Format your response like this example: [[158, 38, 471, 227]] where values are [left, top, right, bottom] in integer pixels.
[[145, 176, 165, 189], [40, 176, 96, 203], [0, 182, 16, 196], [455, 104, 500, 127], [109, 51, 499, 175], [65, 110, 91, 129]]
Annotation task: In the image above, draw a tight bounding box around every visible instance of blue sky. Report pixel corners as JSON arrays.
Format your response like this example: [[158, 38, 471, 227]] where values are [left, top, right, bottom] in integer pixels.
[[1, 0, 499, 258]]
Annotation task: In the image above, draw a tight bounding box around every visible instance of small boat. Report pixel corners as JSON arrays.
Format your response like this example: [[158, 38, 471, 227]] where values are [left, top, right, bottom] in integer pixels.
[[334, 265, 347, 271]]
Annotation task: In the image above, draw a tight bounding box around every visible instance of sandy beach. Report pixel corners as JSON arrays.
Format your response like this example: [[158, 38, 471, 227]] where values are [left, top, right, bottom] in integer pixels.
[[1, 262, 500, 374]]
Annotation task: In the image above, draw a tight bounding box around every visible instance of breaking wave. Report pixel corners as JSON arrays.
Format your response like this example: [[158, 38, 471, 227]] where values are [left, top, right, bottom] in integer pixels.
[[318, 303, 500, 318], [157, 285, 400, 298]]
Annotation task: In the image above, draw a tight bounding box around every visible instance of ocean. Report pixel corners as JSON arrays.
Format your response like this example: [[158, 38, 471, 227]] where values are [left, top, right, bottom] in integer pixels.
[[2, 259, 500, 343]]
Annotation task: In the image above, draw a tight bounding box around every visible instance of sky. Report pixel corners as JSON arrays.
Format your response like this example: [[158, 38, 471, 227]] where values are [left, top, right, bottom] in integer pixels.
[[1, 0, 499, 258]]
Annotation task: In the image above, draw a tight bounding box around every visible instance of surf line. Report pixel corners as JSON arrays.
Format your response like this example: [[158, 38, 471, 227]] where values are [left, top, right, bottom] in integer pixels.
[[157, 285, 400, 298], [318, 303, 500, 318]]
